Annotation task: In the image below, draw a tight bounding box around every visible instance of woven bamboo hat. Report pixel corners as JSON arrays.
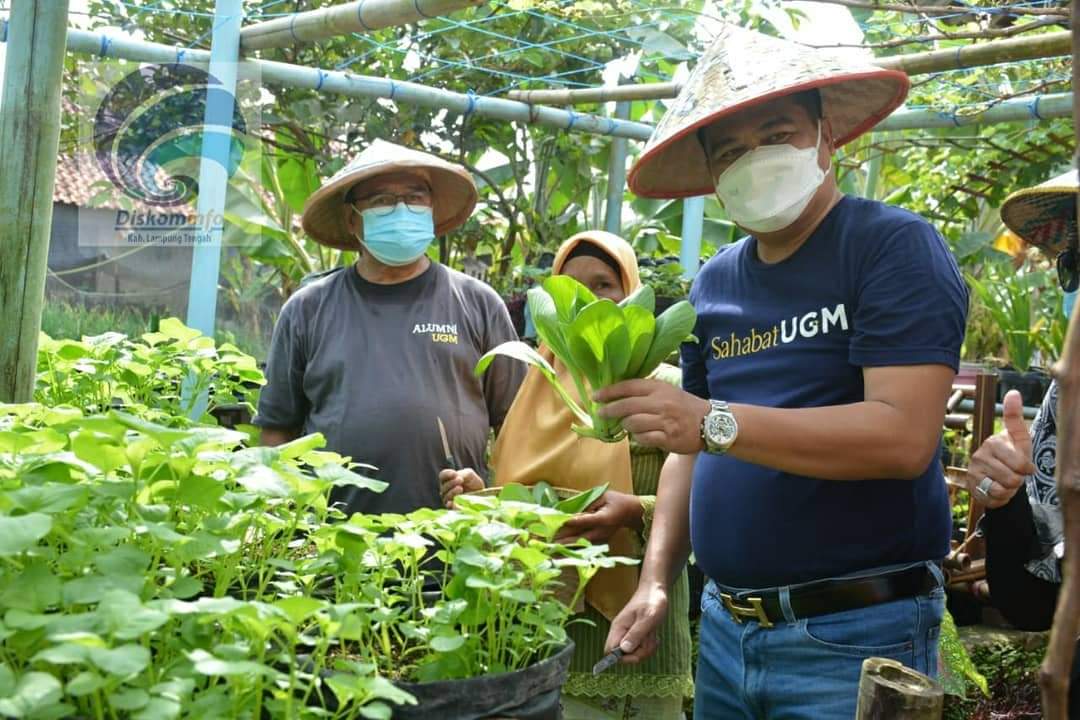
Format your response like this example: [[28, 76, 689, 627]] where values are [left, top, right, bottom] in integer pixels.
[[1000, 170, 1078, 255], [628, 24, 910, 199], [301, 139, 478, 250]]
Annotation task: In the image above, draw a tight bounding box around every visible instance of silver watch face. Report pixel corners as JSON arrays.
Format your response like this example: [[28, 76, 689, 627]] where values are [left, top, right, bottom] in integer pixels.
[[705, 410, 737, 448]]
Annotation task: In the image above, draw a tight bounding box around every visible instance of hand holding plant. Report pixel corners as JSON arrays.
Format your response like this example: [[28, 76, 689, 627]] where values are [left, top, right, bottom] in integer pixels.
[[555, 490, 644, 544], [475, 276, 697, 442]]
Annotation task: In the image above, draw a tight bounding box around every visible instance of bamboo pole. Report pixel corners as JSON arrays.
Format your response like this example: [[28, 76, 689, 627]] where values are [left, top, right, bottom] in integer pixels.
[[874, 92, 1073, 130], [1038, 3, 1080, 716], [875, 30, 1072, 75], [803, 0, 1069, 17], [51, 28, 656, 141], [0, 0, 70, 403], [239, 0, 485, 51], [501, 32, 1071, 106], [507, 82, 682, 106], [855, 658, 943, 719]]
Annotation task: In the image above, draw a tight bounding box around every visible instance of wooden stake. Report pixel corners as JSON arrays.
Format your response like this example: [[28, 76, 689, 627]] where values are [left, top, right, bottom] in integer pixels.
[[855, 658, 943, 720], [0, 0, 70, 403], [1038, 3, 1080, 715], [239, 0, 485, 51]]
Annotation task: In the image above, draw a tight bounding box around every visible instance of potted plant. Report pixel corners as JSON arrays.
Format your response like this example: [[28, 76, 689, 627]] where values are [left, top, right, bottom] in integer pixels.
[[300, 491, 622, 719], [638, 259, 692, 316], [5, 320, 620, 719], [966, 265, 1053, 407]]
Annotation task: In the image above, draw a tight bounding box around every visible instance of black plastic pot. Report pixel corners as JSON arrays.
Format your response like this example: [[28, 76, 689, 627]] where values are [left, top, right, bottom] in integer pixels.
[[391, 642, 575, 720], [654, 295, 679, 317], [996, 368, 1051, 407], [300, 642, 575, 720]]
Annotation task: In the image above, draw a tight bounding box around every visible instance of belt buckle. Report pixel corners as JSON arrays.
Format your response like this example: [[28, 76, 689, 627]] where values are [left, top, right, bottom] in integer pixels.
[[719, 592, 774, 628]]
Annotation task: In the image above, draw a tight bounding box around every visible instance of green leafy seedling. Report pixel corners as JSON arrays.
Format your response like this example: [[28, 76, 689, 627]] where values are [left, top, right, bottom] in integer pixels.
[[475, 276, 696, 442]]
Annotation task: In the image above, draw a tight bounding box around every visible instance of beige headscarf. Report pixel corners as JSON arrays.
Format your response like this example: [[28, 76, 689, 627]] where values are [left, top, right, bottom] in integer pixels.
[[491, 230, 641, 621]]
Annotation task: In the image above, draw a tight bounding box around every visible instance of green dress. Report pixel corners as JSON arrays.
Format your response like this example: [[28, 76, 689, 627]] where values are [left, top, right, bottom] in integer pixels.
[[563, 365, 694, 708]]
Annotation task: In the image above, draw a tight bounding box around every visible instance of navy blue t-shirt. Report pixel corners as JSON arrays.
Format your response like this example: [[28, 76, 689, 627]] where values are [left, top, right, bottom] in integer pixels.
[[683, 196, 968, 589]]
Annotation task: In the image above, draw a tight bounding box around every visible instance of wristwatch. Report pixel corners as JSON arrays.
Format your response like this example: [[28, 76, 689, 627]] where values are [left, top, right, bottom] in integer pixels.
[[701, 399, 739, 455]]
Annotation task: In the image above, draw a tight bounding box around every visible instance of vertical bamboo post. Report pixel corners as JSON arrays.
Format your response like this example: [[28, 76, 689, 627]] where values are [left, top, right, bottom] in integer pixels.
[[863, 136, 882, 200], [1038, 0, 1080, 715], [0, 0, 70, 403], [855, 658, 943, 720], [604, 99, 631, 235]]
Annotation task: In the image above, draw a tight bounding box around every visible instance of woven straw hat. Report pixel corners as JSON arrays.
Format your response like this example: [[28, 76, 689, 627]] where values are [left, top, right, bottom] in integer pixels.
[[1000, 170, 1078, 256], [628, 24, 910, 199], [301, 139, 478, 250]]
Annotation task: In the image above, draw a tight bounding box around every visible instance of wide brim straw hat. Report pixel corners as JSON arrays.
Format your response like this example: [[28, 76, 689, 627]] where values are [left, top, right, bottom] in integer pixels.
[[1000, 170, 1078, 256], [628, 24, 910, 199], [301, 139, 478, 250]]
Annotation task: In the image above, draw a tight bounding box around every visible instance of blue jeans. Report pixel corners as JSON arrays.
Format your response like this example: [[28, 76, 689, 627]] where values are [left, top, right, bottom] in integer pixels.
[[694, 562, 946, 720]]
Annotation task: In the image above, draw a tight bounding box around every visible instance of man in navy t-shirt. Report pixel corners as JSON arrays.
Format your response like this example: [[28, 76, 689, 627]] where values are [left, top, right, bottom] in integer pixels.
[[597, 26, 969, 719]]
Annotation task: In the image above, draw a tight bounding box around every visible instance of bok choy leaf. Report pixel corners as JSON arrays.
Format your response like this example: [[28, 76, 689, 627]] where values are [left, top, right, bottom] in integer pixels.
[[475, 276, 697, 442]]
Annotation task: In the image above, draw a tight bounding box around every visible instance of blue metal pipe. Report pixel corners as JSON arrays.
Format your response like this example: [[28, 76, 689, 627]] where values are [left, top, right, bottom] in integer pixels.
[[604, 100, 631, 234], [183, 0, 243, 417], [680, 196, 705, 281]]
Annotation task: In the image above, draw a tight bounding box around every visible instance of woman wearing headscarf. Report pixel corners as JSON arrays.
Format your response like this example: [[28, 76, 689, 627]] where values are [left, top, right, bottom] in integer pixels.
[[441, 231, 694, 719], [966, 170, 1079, 716]]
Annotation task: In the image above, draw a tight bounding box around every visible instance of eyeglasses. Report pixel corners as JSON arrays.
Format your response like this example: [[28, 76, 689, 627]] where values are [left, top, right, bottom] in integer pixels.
[[1058, 244, 1079, 293], [352, 191, 432, 216]]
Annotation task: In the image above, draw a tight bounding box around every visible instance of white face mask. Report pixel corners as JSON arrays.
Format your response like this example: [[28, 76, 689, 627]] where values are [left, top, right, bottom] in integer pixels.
[[713, 122, 829, 234]]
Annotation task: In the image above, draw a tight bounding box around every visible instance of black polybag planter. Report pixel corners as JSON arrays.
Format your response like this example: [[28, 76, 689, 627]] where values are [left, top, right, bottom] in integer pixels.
[[390, 642, 575, 720], [302, 642, 575, 720]]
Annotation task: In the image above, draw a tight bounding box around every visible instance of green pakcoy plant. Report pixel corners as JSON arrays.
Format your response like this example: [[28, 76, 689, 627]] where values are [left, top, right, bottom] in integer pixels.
[[496, 481, 609, 515], [475, 276, 697, 442]]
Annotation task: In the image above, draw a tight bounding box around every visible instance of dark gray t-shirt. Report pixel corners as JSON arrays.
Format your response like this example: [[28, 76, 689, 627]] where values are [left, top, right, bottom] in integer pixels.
[[254, 263, 524, 516]]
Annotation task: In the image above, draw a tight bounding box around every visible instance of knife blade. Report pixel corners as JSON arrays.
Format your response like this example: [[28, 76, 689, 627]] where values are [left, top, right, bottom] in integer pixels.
[[437, 417, 459, 471], [591, 648, 624, 676]]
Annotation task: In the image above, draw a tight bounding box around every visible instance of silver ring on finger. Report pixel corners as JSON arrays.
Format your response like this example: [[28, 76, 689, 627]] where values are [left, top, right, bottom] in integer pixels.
[[975, 476, 994, 501]]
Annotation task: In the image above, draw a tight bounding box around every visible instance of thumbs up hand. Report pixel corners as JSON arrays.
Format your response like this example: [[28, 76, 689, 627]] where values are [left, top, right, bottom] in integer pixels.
[[966, 390, 1036, 509]]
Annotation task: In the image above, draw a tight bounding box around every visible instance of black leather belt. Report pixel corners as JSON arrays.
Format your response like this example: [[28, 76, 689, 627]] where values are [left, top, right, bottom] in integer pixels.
[[708, 564, 940, 628]]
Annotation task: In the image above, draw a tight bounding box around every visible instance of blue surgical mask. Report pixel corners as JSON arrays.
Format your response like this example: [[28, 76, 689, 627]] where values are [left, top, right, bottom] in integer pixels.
[[1064, 290, 1077, 319], [355, 204, 435, 267]]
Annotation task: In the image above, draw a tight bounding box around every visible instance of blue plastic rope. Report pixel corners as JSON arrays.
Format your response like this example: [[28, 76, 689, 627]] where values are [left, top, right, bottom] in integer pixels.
[[566, 109, 578, 131], [315, 69, 327, 91], [98, 34, 112, 57], [389, 79, 398, 100], [289, 13, 301, 42], [176, 48, 187, 65], [1029, 96, 1043, 120], [0, 19, 7, 44], [464, 89, 478, 116]]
